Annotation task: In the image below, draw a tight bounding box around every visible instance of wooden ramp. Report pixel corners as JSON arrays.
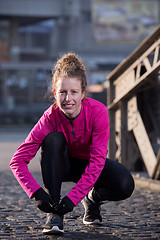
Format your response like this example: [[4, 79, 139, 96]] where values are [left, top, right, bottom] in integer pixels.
[[107, 25, 160, 179]]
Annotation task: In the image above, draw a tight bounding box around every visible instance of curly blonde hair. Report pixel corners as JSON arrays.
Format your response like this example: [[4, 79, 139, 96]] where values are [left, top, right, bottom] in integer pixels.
[[52, 52, 87, 92]]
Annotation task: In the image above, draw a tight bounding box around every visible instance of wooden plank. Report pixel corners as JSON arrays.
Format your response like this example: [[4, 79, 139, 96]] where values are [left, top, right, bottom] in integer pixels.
[[115, 70, 135, 98], [108, 109, 116, 160], [135, 63, 141, 80], [128, 97, 138, 131], [132, 112, 157, 178], [107, 79, 116, 160], [115, 132, 121, 161], [115, 109, 121, 132], [153, 149, 160, 180], [120, 100, 127, 166], [107, 79, 114, 106], [153, 45, 159, 65], [143, 57, 151, 71]]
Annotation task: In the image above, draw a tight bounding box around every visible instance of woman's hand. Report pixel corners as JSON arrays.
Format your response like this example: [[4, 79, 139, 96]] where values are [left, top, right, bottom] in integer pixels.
[[58, 196, 75, 215], [34, 188, 55, 213], [34, 189, 75, 215]]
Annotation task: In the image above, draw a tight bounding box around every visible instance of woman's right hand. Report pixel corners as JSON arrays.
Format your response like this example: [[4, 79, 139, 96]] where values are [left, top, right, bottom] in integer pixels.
[[34, 188, 55, 213]]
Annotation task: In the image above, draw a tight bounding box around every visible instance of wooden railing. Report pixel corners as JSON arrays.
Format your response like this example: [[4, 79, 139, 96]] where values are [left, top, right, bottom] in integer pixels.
[[107, 26, 160, 179]]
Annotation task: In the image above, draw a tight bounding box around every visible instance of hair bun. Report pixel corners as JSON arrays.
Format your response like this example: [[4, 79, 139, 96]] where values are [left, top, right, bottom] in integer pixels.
[[52, 52, 87, 92]]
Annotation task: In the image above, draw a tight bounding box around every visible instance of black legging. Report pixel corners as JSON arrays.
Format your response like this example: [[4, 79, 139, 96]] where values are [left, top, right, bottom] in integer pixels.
[[40, 132, 135, 204]]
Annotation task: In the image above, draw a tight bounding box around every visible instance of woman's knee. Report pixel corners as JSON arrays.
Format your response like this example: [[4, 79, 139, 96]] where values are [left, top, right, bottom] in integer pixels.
[[120, 174, 135, 199], [108, 159, 135, 199], [96, 159, 135, 201], [95, 175, 135, 202], [41, 132, 69, 170]]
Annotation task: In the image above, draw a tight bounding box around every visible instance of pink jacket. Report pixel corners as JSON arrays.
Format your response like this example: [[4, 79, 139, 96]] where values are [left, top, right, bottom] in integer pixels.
[[10, 97, 110, 206]]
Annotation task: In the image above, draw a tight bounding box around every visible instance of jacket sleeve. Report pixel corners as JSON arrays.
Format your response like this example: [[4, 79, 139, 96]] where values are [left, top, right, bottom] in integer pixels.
[[9, 110, 53, 199], [67, 106, 110, 206]]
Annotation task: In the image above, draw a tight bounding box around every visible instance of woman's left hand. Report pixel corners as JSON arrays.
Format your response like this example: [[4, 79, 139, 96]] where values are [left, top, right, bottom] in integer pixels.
[[57, 196, 75, 215]]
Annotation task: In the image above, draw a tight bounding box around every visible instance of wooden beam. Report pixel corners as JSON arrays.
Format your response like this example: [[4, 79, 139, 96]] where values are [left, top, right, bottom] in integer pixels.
[[115, 132, 121, 161], [152, 149, 160, 180], [108, 109, 116, 160], [143, 57, 151, 71], [128, 97, 138, 131], [120, 100, 127, 166], [153, 45, 159, 65], [132, 111, 157, 178], [107, 80, 116, 160], [107, 79, 115, 106], [135, 63, 141, 80]]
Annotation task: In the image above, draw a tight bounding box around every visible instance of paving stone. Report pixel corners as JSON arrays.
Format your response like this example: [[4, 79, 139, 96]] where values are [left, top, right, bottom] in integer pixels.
[[0, 171, 160, 240]]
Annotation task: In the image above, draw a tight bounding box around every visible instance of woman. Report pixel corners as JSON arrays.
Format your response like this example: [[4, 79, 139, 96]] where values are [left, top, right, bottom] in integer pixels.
[[10, 53, 134, 235]]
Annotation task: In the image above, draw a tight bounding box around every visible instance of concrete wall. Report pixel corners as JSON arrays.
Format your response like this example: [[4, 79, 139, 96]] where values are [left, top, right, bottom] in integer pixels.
[[0, 0, 62, 17]]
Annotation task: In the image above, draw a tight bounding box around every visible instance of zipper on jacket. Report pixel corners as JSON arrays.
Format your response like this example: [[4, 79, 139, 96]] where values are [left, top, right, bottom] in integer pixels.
[[70, 120, 76, 139]]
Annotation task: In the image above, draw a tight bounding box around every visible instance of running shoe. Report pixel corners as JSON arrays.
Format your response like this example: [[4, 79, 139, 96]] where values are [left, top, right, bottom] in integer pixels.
[[42, 213, 64, 234], [82, 195, 102, 225]]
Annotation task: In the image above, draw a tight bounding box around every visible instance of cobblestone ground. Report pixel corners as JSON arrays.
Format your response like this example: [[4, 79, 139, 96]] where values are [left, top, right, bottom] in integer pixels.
[[0, 171, 160, 240]]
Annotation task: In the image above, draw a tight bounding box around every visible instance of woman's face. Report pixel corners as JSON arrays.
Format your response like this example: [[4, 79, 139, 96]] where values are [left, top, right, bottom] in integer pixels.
[[54, 77, 85, 119]]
